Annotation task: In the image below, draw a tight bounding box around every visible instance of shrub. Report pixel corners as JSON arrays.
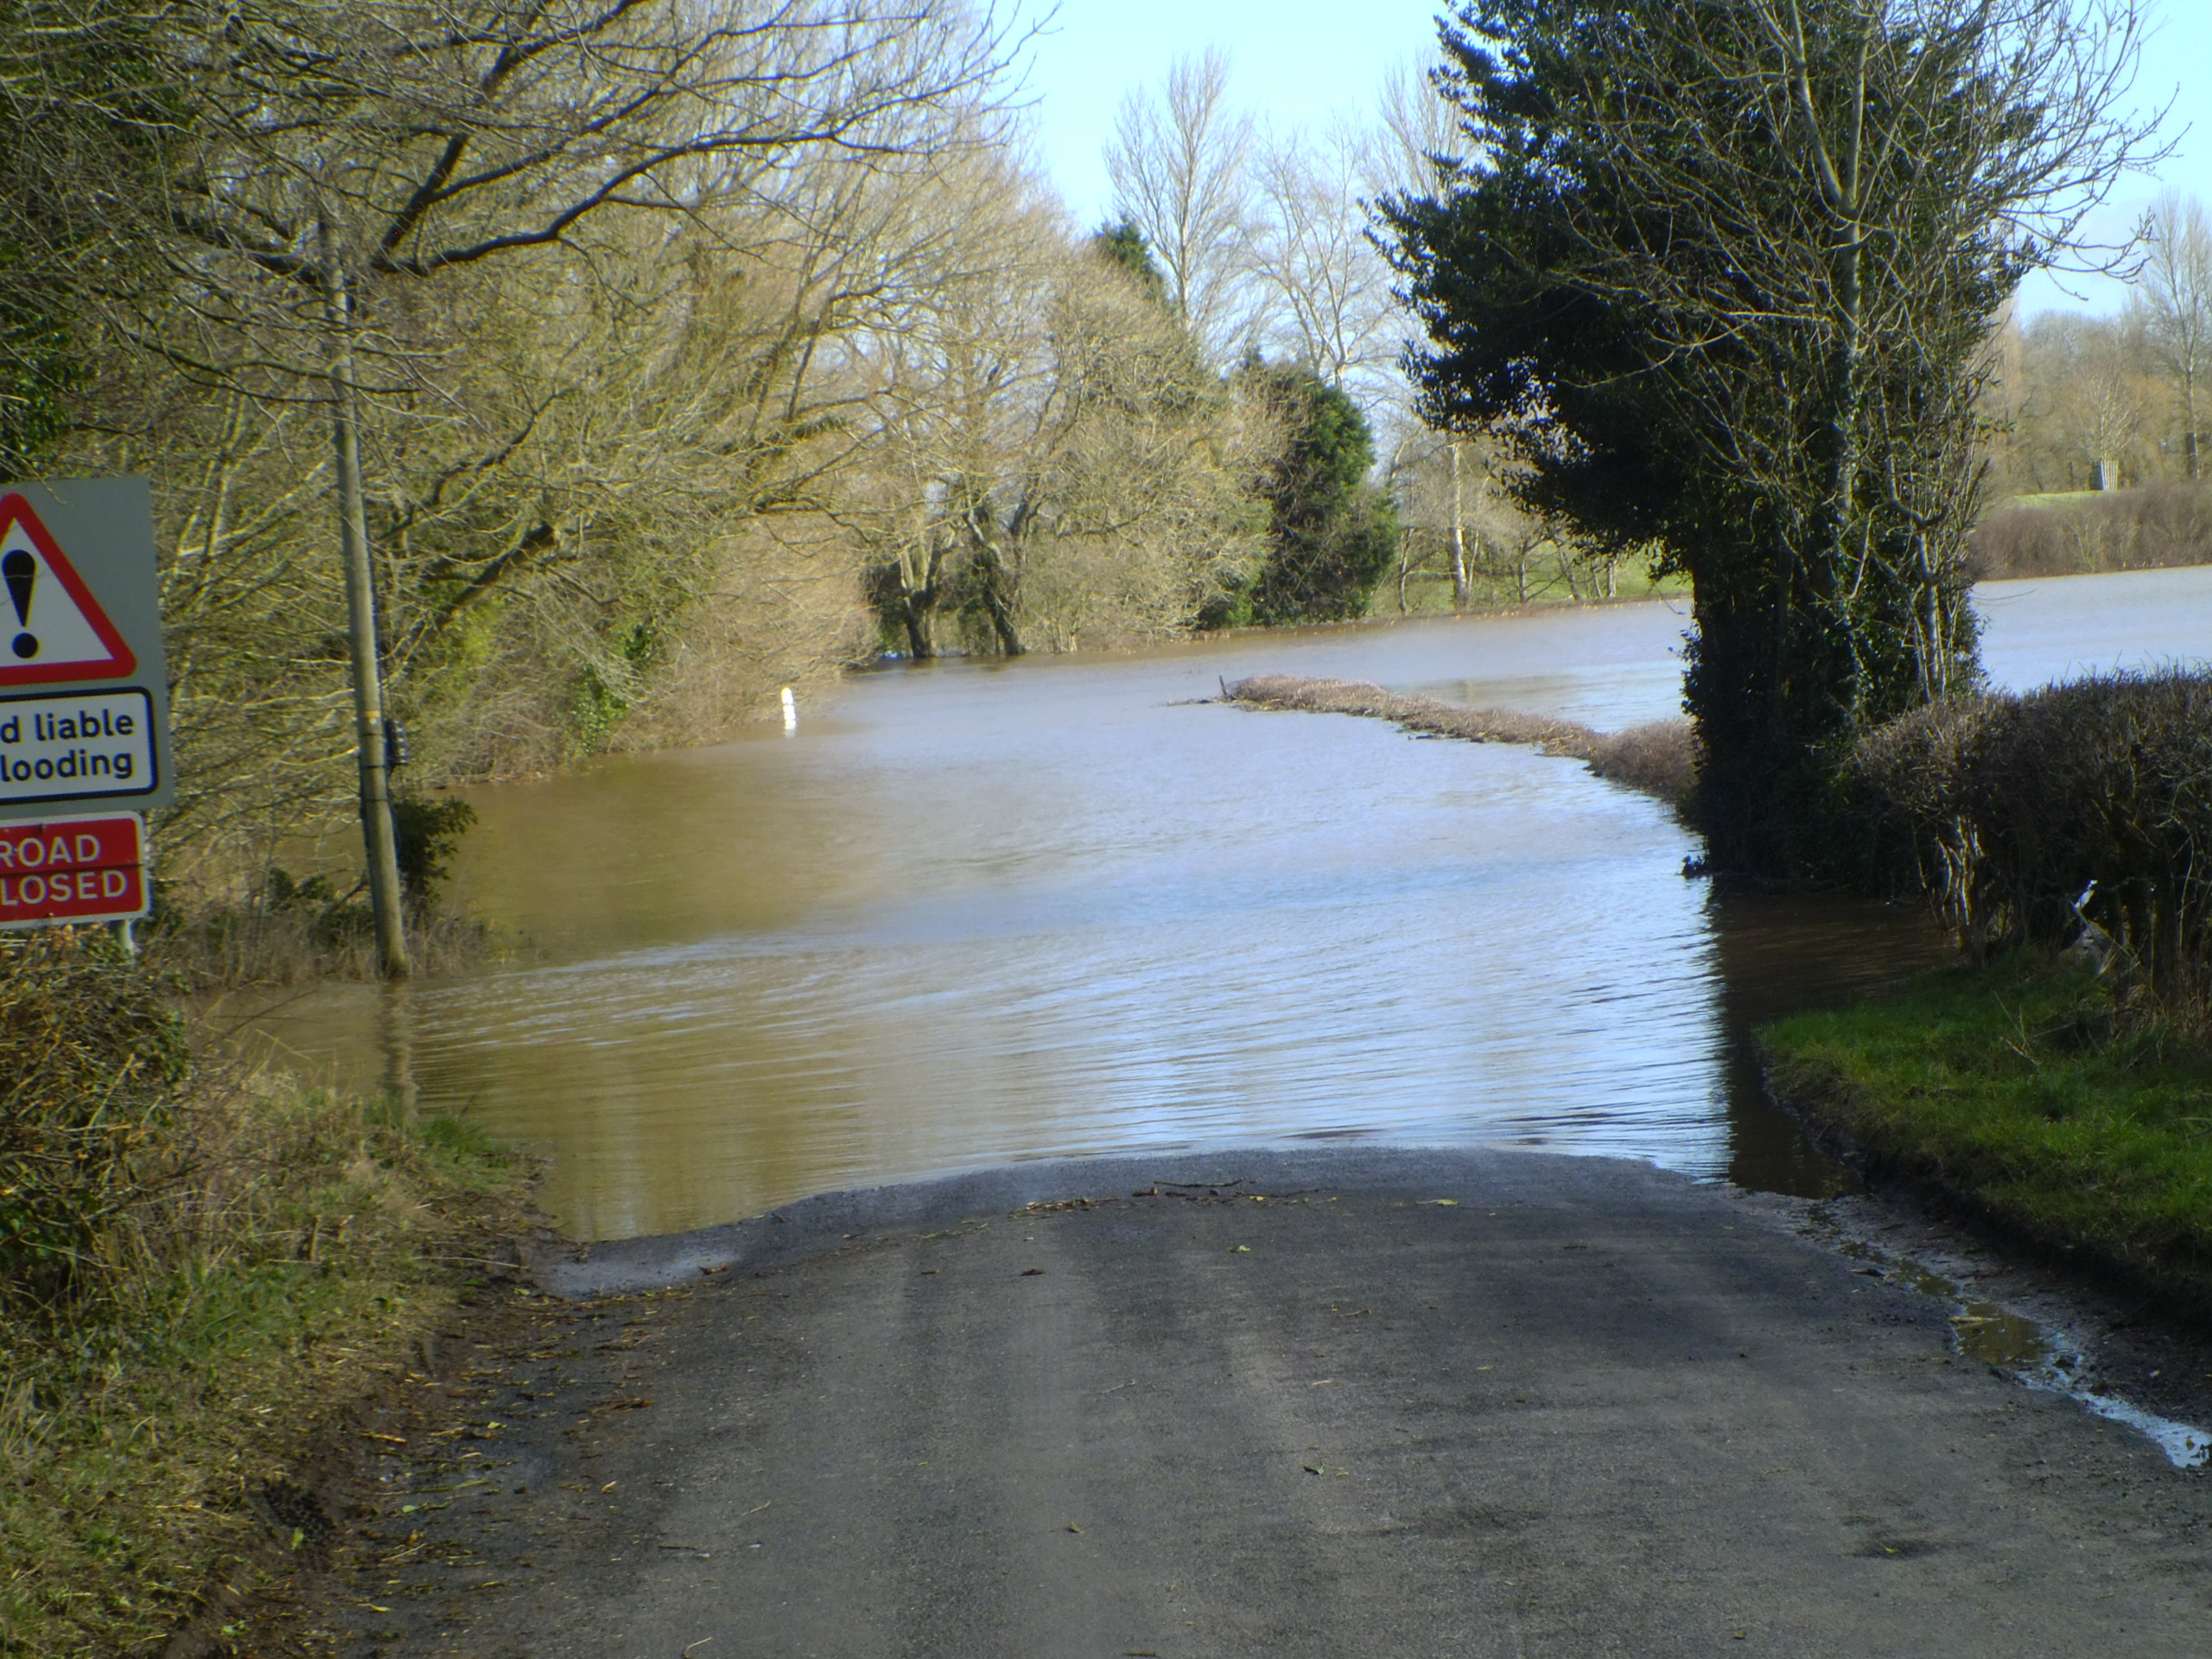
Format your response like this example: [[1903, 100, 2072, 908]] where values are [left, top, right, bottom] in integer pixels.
[[1969, 484, 2212, 580], [1851, 670, 2212, 1020], [391, 791, 479, 913], [1586, 721, 1696, 806]]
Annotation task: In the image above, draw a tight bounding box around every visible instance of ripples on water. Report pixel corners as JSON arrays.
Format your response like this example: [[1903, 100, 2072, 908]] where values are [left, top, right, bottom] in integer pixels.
[[245, 569, 2207, 1240]]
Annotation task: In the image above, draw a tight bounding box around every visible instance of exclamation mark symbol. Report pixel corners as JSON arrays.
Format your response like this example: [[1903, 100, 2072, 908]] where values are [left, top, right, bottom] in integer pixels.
[[3, 549, 35, 659]]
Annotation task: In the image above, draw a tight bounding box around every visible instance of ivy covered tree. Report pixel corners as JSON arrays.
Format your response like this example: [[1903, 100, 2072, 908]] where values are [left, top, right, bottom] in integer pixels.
[[1383, 0, 2158, 875], [1212, 362, 1398, 626]]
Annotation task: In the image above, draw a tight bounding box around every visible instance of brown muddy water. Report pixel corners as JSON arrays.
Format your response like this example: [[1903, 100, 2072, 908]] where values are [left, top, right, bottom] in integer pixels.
[[232, 567, 2212, 1243]]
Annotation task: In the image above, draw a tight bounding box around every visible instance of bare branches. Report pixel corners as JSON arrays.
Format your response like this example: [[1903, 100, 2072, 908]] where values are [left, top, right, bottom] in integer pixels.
[[1248, 115, 1404, 407], [1103, 46, 1258, 365], [2138, 191, 2212, 478]]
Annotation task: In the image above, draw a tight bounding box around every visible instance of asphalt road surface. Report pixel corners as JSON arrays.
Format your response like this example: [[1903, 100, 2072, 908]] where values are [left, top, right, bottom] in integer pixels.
[[321, 1150, 2212, 1658]]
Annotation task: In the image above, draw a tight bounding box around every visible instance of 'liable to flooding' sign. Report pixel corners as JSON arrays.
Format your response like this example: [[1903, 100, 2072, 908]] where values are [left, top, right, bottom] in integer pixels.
[[0, 479, 170, 928]]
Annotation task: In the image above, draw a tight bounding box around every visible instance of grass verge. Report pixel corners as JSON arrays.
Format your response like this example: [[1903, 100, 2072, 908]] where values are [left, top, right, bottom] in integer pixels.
[[1760, 950, 2212, 1310], [1, 932, 531, 1657]]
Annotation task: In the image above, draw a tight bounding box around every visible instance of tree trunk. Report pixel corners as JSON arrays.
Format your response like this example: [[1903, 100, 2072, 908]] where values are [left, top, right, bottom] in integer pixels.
[[903, 600, 936, 659], [1448, 441, 1470, 610], [969, 540, 1025, 656], [321, 224, 409, 981], [897, 542, 939, 658], [2184, 372, 2200, 480]]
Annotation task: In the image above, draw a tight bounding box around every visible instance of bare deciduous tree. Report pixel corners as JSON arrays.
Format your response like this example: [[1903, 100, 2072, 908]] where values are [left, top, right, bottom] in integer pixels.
[[68, 0, 1014, 971], [2139, 191, 2212, 479], [1103, 47, 1258, 364], [845, 156, 1275, 657], [1249, 116, 1402, 404], [1371, 54, 1465, 203]]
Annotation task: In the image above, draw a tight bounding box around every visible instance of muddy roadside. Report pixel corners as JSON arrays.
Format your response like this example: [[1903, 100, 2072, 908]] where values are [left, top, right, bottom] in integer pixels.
[[213, 1147, 2212, 1658]]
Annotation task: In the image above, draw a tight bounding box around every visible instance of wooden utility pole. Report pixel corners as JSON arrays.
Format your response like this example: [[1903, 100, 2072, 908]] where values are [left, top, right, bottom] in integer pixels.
[[321, 220, 410, 980]]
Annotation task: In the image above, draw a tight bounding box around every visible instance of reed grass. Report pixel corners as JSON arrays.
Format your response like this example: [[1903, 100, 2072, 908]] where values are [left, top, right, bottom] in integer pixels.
[[1221, 675, 1695, 808]]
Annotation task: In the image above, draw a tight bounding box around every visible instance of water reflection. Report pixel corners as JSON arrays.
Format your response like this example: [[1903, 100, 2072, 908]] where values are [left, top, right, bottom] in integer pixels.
[[231, 569, 2205, 1240], [1700, 880, 1951, 1195]]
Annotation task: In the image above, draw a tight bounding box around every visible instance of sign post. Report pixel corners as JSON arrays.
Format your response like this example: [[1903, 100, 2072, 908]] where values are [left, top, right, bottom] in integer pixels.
[[0, 479, 169, 934]]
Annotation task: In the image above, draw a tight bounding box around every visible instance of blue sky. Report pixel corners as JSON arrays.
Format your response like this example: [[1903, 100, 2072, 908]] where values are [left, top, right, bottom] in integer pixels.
[[1016, 0, 2212, 320]]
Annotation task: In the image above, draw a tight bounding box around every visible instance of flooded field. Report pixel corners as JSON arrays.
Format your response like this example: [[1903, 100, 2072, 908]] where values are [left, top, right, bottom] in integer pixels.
[[238, 566, 2212, 1240]]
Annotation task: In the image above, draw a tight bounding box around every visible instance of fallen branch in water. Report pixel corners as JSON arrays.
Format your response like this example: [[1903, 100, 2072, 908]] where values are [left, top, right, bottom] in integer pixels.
[[1218, 675, 1694, 808]]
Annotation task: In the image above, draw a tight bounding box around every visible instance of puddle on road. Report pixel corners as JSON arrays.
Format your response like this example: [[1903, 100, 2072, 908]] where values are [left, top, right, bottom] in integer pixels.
[[1834, 1237, 2211, 1470]]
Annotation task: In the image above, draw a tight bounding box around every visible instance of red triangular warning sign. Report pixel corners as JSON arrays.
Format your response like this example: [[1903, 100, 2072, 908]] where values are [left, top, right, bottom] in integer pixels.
[[0, 493, 137, 687]]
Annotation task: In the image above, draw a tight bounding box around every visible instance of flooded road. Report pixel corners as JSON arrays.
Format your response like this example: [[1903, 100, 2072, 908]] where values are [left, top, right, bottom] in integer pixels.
[[245, 568, 2212, 1240]]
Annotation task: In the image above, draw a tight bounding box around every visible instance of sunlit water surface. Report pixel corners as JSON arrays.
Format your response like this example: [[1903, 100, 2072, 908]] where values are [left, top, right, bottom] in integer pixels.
[[238, 568, 2212, 1240]]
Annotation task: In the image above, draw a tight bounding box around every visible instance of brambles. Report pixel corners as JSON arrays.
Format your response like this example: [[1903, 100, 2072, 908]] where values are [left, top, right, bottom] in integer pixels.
[[0, 931, 187, 1309]]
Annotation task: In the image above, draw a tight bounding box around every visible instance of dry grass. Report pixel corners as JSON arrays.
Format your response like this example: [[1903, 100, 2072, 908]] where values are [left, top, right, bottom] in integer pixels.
[[1221, 675, 1695, 808], [0, 932, 530, 1656], [139, 897, 499, 991]]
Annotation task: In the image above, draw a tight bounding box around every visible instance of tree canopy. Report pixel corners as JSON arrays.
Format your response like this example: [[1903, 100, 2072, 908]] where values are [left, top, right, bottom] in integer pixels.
[[1208, 363, 1399, 626], [1385, 0, 2159, 874]]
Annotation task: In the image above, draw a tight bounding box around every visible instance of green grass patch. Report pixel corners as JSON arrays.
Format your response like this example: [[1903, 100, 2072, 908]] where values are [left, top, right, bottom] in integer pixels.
[[1, 936, 529, 1656], [1990, 489, 2102, 512], [1386, 563, 1689, 616], [1761, 951, 2212, 1305]]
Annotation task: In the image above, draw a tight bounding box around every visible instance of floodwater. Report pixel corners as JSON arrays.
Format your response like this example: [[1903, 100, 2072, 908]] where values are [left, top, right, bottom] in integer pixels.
[[237, 567, 2212, 1243]]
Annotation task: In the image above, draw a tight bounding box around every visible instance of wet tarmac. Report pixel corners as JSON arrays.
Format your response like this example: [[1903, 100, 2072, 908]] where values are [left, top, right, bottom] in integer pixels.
[[288, 1149, 2212, 1658]]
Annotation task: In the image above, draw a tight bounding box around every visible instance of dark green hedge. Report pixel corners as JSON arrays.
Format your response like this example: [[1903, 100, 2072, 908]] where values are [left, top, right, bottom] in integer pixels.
[[1853, 670, 2212, 1013]]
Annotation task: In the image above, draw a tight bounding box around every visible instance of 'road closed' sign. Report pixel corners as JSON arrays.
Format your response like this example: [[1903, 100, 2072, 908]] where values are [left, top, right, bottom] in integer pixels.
[[0, 812, 146, 925]]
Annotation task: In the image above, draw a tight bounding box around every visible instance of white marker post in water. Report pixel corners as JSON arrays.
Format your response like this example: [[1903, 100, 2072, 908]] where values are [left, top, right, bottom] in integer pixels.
[[781, 685, 798, 734]]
